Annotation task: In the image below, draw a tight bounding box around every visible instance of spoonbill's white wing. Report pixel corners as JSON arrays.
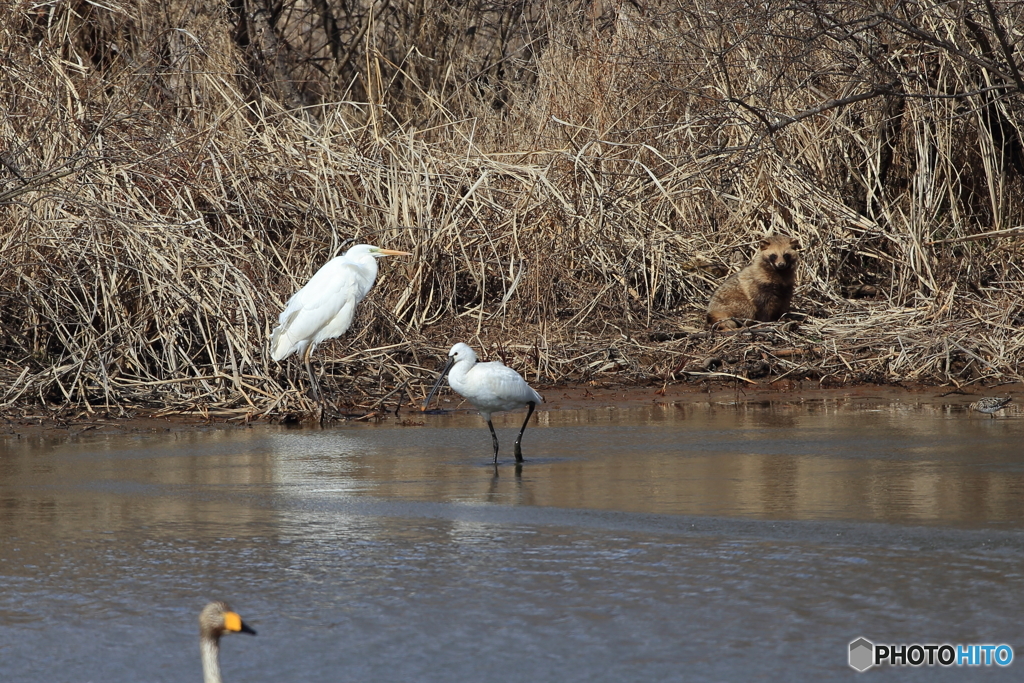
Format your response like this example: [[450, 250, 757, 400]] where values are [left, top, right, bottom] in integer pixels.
[[461, 361, 543, 413]]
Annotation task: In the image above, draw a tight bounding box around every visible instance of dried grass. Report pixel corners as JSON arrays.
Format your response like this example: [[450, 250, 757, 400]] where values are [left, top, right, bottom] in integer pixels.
[[3, 0, 1024, 419]]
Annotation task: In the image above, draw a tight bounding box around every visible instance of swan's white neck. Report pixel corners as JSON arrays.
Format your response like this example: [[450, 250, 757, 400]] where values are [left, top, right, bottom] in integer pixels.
[[201, 636, 222, 683]]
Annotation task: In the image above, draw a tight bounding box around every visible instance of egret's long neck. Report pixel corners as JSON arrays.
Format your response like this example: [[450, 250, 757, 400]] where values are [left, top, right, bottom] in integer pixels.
[[362, 255, 380, 281], [353, 256, 380, 300], [200, 636, 222, 683]]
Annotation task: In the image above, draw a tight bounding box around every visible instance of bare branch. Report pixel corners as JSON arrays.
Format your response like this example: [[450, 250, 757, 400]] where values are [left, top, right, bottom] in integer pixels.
[[981, 0, 1024, 94]]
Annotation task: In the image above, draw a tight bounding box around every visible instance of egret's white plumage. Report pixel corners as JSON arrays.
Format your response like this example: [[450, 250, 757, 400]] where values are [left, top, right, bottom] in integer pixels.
[[270, 244, 410, 403], [198, 601, 256, 683], [423, 342, 543, 463]]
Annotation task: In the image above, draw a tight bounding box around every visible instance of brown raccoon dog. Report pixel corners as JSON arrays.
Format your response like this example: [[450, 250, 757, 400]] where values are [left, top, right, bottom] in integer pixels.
[[707, 235, 800, 330]]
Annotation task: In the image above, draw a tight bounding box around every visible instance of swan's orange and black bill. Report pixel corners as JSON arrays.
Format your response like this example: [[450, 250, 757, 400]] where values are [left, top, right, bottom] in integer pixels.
[[224, 611, 257, 636]]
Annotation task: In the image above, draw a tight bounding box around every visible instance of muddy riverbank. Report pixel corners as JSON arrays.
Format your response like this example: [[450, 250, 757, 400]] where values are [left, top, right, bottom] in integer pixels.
[[4, 380, 1020, 441]]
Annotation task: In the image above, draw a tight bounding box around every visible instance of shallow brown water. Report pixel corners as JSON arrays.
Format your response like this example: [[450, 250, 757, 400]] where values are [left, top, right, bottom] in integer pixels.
[[2, 398, 1023, 681]]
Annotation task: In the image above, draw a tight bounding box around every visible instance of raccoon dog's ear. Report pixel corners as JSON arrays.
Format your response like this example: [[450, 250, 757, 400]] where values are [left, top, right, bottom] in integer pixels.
[[789, 238, 801, 250], [759, 238, 772, 249]]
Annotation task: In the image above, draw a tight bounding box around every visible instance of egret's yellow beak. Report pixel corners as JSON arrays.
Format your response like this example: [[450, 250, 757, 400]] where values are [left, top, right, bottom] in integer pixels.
[[374, 248, 412, 256]]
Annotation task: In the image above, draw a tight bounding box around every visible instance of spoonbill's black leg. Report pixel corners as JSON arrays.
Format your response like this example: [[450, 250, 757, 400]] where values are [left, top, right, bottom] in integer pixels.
[[513, 401, 536, 463], [487, 418, 500, 463]]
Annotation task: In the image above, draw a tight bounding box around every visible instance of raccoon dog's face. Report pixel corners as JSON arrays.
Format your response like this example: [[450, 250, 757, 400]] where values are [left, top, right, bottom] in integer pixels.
[[760, 236, 800, 272]]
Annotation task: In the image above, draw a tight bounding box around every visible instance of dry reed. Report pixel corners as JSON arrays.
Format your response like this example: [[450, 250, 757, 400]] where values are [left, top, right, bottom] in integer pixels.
[[2, 0, 1024, 420]]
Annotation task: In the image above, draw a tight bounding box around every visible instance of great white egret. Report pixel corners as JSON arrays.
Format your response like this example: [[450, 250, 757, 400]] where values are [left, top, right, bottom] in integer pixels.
[[970, 396, 1012, 418], [270, 244, 411, 405], [423, 342, 543, 463], [199, 601, 256, 683]]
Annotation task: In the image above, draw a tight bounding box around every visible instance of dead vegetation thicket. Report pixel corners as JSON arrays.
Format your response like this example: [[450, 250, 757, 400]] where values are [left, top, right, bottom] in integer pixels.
[[2, 0, 1024, 418]]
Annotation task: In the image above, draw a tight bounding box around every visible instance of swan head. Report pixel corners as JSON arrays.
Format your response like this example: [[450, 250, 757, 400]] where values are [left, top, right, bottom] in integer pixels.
[[199, 601, 257, 641]]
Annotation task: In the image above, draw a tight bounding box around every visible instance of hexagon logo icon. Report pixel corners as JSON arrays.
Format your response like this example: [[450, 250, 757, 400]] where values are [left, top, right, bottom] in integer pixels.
[[849, 637, 874, 672]]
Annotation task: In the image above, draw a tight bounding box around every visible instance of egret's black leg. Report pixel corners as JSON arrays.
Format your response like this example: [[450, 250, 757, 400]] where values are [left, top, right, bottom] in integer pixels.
[[303, 346, 326, 422], [487, 418, 500, 463], [303, 347, 322, 402], [514, 401, 536, 463]]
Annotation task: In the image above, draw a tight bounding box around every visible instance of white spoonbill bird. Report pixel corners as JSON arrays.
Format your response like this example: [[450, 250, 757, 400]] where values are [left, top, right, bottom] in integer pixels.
[[423, 342, 543, 463], [270, 244, 411, 404], [198, 601, 256, 683]]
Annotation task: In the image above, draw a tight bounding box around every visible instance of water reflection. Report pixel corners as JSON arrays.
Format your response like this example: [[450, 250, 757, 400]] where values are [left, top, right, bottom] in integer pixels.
[[278, 400, 1024, 527], [3, 400, 1024, 534]]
